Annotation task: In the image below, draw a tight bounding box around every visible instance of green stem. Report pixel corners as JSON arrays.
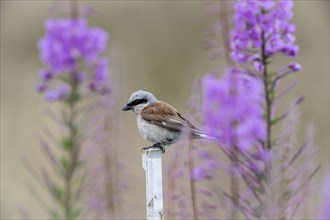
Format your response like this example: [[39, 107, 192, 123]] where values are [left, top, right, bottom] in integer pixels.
[[63, 72, 79, 219], [261, 31, 272, 150]]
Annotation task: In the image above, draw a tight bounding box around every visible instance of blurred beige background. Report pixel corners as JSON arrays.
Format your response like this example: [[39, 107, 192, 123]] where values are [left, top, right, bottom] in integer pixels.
[[1, 0, 329, 219]]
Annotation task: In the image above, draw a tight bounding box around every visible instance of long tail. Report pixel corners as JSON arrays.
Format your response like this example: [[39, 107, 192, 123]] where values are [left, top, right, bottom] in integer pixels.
[[191, 129, 220, 140]]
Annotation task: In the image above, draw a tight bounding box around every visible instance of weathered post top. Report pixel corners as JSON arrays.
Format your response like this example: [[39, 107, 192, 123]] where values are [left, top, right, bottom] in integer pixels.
[[142, 148, 164, 220]]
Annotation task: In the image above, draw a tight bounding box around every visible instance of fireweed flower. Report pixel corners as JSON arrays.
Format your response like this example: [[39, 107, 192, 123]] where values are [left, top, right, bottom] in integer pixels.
[[229, 0, 302, 151], [231, 0, 299, 67], [203, 68, 266, 153], [37, 18, 109, 101], [33, 15, 111, 220], [196, 0, 320, 219], [199, 68, 271, 218]]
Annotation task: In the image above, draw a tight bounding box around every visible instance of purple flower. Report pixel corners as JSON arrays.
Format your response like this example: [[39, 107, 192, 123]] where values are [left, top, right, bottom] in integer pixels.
[[44, 83, 70, 102], [192, 167, 208, 180], [256, 149, 272, 161], [37, 18, 110, 101], [44, 89, 60, 102], [230, 0, 298, 65], [38, 18, 108, 73], [35, 82, 47, 93], [203, 67, 265, 151], [39, 69, 53, 81], [288, 62, 302, 72], [248, 162, 263, 173]]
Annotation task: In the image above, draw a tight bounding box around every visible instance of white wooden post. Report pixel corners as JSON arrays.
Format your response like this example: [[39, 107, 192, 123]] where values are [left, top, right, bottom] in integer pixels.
[[142, 148, 164, 220]]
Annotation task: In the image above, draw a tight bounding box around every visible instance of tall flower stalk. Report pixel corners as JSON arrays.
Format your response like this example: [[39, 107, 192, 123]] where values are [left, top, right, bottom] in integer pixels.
[[203, 68, 269, 218], [199, 0, 320, 219], [33, 2, 110, 219], [230, 0, 300, 150]]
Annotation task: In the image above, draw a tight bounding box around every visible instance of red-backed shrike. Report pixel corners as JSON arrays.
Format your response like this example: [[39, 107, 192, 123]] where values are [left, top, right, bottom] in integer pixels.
[[122, 90, 211, 153]]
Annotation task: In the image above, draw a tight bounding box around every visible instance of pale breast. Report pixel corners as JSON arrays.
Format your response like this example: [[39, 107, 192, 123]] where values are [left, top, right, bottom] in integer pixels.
[[136, 115, 180, 145]]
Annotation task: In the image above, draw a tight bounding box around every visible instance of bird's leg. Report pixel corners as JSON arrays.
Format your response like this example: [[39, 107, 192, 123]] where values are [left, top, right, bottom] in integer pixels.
[[141, 143, 165, 154], [153, 144, 165, 154]]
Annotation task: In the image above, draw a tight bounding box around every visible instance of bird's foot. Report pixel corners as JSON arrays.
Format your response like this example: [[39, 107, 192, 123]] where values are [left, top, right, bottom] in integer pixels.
[[141, 144, 165, 154]]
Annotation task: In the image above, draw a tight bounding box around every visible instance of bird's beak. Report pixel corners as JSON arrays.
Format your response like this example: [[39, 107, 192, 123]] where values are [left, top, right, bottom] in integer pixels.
[[122, 104, 132, 111]]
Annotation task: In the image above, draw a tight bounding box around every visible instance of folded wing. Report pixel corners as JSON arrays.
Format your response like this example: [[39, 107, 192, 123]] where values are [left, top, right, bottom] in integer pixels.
[[141, 101, 207, 139]]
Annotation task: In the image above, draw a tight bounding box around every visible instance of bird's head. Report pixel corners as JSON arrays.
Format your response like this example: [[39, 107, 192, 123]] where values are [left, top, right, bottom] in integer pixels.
[[122, 90, 158, 114]]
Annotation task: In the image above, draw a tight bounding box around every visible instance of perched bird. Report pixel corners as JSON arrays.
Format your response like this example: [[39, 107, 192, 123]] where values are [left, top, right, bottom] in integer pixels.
[[122, 90, 212, 153]]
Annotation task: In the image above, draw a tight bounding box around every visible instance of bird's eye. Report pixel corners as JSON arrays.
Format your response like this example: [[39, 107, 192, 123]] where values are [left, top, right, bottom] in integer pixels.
[[140, 98, 148, 104], [130, 98, 148, 106]]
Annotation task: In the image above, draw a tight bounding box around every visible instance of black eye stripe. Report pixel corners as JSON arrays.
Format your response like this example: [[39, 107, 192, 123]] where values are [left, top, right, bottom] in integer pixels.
[[128, 98, 148, 106]]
